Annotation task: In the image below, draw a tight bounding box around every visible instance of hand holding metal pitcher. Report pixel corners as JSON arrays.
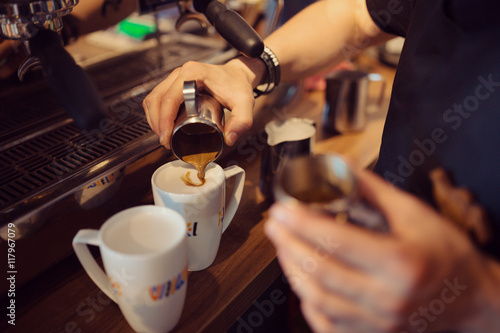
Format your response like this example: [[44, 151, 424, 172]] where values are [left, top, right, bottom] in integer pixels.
[[273, 154, 389, 233], [171, 81, 225, 180]]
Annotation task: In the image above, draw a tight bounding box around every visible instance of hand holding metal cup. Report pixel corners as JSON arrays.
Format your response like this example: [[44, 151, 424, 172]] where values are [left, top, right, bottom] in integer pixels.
[[273, 154, 389, 233], [171, 81, 225, 179]]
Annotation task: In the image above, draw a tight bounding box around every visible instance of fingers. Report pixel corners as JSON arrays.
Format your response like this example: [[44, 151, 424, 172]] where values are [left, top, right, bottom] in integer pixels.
[[192, 64, 255, 146], [142, 61, 255, 147], [352, 167, 438, 235], [266, 215, 398, 312], [266, 217, 404, 332], [143, 68, 182, 148], [143, 62, 210, 147], [155, 73, 186, 148], [266, 203, 396, 272], [301, 301, 395, 333], [268, 216, 368, 296], [223, 100, 254, 146], [301, 301, 337, 333], [353, 168, 403, 217]]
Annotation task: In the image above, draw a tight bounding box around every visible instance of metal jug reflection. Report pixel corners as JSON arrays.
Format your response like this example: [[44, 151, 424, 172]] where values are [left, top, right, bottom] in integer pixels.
[[273, 154, 388, 233], [171, 81, 225, 179], [260, 118, 316, 200], [322, 70, 385, 133]]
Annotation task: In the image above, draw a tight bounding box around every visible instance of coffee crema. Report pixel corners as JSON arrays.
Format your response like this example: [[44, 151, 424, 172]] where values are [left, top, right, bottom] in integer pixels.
[[172, 127, 221, 187], [182, 151, 218, 184], [154, 161, 221, 195], [181, 171, 206, 187]]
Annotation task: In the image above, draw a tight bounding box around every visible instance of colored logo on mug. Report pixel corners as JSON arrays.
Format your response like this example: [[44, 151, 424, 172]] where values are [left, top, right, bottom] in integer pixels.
[[109, 277, 122, 297], [187, 222, 198, 237], [148, 266, 188, 301], [218, 210, 224, 227]]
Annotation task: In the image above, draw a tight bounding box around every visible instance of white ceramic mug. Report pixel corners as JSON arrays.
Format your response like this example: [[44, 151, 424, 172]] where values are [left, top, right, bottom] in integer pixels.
[[151, 160, 245, 271], [72, 205, 188, 333]]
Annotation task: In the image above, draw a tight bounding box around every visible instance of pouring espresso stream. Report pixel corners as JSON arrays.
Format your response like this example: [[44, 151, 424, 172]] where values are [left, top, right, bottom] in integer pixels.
[[171, 81, 225, 186], [181, 151, 218, 186]]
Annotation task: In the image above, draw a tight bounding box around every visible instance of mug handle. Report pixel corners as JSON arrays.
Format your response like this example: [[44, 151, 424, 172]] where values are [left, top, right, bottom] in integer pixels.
[[72, 230, 117, 302], [222, 165, 246, 233]]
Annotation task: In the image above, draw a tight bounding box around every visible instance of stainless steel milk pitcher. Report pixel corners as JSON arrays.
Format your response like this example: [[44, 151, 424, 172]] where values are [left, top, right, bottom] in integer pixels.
[[260, 118, 316, 200], [170, 81, 225, 163], [273, 154, 389, 233], [322, 70, 385, 133]]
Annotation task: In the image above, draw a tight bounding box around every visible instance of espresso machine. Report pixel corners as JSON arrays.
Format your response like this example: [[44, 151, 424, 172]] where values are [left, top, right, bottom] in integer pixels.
[[0, 0, 265, 129], [0, 0, 281, 293]]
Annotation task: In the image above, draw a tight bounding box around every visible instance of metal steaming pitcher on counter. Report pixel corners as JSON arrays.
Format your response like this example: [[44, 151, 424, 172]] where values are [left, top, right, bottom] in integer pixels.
[[260, 118, 316, 200]]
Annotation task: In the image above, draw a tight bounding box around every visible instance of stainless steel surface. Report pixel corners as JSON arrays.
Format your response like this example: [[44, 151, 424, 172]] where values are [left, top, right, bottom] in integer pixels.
[[273, 154, 388, 232], [322, 70, 385, 133], [265, 0, 284, 37], [273, 154, 354, 211], [175, 0, 209, 31], [1, 0, 79, 83], [17, 55, 41, 81], [171, 80, 225, 162], [0, 33, 234, 293]]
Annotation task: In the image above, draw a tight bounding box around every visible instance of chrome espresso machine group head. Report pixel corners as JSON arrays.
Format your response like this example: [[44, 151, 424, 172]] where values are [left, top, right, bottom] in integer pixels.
[[0, 0, 78, 39], [0, 0, 79, 79]]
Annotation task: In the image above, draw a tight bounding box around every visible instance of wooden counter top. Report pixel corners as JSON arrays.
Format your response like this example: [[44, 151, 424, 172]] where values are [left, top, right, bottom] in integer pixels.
[[1, 53, 395, 333]]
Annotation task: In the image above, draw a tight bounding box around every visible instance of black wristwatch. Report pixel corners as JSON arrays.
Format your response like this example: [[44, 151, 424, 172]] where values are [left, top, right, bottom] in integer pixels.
[[253, 46, 281, 98]]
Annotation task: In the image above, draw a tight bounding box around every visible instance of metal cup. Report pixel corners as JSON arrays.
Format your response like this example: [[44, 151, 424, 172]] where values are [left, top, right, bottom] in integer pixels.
[[171, 81, 225, 163], [273, 154, 388, 233], [260, 118, 316, 200], [322, 70, 385, 133]]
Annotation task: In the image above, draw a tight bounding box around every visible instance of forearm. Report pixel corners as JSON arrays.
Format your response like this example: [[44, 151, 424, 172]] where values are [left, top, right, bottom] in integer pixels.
[[227, 0, 394, 89], [265, 0, 392, 82]]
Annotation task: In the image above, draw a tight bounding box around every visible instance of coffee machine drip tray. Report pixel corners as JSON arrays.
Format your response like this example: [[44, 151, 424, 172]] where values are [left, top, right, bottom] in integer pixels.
[[0, 33, 234, 292]]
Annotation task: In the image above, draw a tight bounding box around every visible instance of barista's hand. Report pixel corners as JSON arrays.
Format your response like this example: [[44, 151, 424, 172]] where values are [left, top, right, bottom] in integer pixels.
[[143, 57, 264, 148], [265, 167, 500, 333], [0, 37, 24, 79]]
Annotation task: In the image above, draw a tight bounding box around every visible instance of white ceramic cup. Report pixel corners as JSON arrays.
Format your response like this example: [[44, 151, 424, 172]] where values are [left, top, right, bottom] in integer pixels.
[[151, 160, 245, 271], [72, 205, 188, 333]]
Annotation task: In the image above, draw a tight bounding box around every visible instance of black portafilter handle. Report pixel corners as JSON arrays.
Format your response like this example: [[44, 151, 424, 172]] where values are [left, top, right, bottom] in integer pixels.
[[28, 29, 107, 131], [193, 0, 264, 58]]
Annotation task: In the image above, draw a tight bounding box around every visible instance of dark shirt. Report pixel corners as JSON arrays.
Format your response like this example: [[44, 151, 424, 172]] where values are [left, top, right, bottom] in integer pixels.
[[365, 0, 500, 257]]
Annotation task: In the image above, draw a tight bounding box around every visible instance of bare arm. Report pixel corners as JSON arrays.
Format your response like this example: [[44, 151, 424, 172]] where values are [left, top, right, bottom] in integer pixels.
[[143, 0, 396, 147], [236, 0, 395, 87], [265, 0, 393, 81]]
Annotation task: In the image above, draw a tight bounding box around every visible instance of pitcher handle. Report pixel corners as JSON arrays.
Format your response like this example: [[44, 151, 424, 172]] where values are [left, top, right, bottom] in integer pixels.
[[183, 80, 199, 118], [222, 165, 246, 233]]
